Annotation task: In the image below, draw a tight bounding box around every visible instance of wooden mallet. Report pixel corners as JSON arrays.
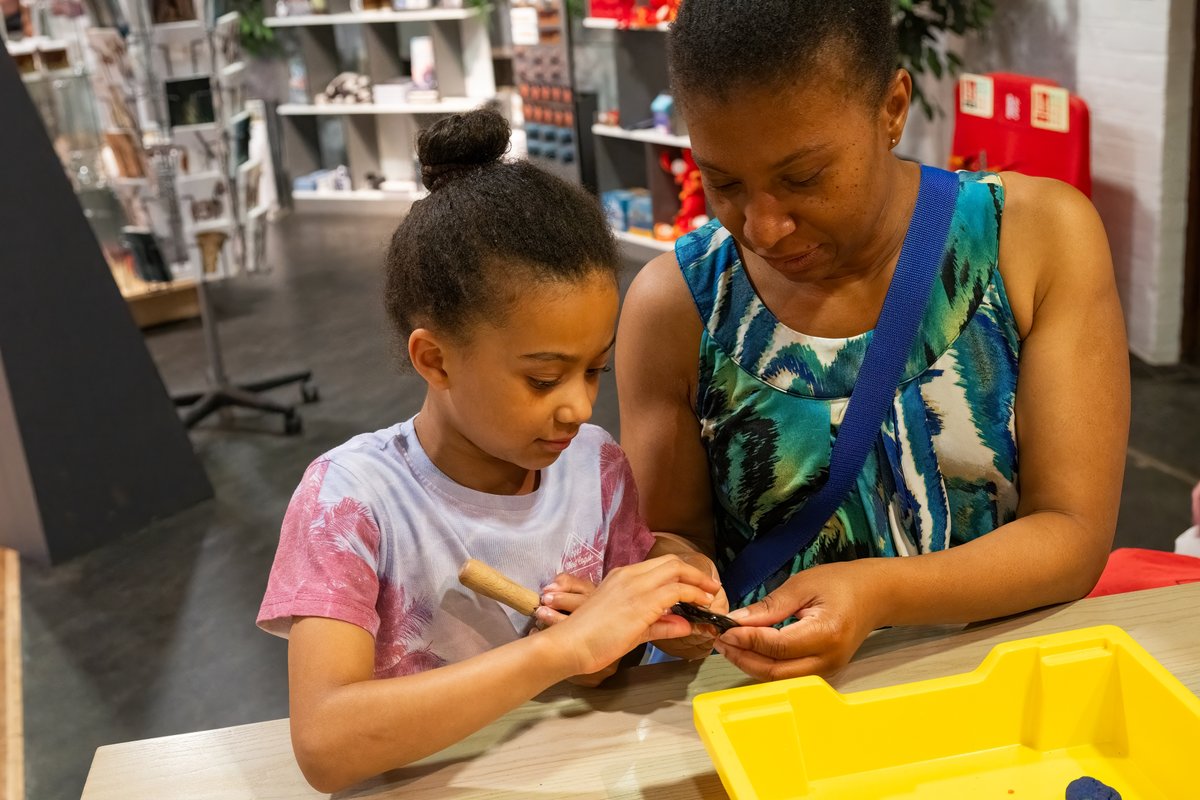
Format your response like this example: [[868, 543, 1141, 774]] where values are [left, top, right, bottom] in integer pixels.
[[457, 558, 740, 632]]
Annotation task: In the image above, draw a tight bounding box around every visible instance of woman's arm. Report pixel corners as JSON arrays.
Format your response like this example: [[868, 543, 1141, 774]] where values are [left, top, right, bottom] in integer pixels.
[[617, 253, 715, 556], [718, 175, 1131, 679], [617, 254, 730, 657], [288, 556, 719, 792]]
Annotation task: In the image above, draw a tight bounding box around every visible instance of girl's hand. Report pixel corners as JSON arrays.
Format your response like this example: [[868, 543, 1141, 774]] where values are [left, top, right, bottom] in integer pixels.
[[536, 573, 619, 686], [541, 555, 720, 676], [650, 551, 729, 660], [714, 562, 881, 680]]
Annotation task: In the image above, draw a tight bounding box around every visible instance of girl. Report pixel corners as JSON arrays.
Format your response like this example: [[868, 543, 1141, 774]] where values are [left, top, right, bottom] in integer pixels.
[[257, 108, 719, 793]]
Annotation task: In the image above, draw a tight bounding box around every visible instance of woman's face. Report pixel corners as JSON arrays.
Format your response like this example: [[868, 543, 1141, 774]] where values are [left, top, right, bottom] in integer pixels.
[[682, 69, 909, 284]]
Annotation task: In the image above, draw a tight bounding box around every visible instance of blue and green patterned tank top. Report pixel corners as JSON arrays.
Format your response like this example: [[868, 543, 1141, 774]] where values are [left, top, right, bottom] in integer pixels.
[[677, 171, 1020, 607]]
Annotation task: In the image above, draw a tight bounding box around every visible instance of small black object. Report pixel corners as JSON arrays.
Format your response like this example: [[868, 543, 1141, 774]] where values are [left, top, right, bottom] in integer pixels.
[[670, 602, 739, 634], [1065, 776, 1122, 800]]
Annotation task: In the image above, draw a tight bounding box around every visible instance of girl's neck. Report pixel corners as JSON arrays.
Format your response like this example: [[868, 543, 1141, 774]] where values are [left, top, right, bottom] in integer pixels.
[[413, 402, 538, 496]]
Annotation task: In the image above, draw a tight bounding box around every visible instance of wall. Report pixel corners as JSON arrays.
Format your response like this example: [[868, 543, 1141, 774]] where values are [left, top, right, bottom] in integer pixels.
[[897, 0, 1197, 365]]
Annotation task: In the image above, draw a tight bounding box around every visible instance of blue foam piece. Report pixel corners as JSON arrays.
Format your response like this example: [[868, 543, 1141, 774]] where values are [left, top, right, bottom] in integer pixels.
[[1065, 776, 1122, 800]]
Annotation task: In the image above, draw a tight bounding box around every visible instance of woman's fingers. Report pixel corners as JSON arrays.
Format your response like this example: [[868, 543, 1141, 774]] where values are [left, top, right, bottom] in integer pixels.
[[713, 637, 830, 681]]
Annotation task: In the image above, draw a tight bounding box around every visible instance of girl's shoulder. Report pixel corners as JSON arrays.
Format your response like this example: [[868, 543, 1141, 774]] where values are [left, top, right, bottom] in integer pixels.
[[295, 420, 417, 500], [558, 424, 634, 480]]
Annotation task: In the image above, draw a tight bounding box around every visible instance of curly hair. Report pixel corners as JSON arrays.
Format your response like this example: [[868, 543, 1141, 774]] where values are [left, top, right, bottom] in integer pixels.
[[383, 108, 619, 364], [668, 0, 898, 108]]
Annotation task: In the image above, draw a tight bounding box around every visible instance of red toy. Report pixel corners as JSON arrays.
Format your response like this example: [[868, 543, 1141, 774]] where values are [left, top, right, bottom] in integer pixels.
[[658, 149, 708, 240], [631, 0, 677, 27], [590, 0, 677, 28]]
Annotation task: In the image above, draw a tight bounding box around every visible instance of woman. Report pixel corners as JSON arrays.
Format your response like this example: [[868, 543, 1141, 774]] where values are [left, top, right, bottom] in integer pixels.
[[617, 0, 1130, 679]]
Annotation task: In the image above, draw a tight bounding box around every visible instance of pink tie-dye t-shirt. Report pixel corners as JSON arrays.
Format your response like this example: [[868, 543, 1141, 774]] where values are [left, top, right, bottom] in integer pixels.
[[257, 418, 655, 678]]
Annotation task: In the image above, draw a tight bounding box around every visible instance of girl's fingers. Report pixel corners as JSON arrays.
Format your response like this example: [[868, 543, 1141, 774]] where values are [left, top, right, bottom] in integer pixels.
[[645, 615, 695, 642], [533, 606, 568, 627], [614, 555, 722, 594], [542, 591, 587, 613], [544, 573, 595, 595]]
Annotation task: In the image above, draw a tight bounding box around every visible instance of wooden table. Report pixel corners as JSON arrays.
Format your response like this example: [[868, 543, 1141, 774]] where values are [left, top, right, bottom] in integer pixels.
[[82, 584, 1200, 799]]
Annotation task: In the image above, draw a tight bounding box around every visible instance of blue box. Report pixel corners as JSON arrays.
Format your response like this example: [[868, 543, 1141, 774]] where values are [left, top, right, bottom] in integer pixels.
[[602, 189, 634, 231], [627, 189, 654, 236]]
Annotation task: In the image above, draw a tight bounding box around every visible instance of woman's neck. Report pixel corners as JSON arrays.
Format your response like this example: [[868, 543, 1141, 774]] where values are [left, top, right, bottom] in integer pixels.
[[413, 402, 538, 496]]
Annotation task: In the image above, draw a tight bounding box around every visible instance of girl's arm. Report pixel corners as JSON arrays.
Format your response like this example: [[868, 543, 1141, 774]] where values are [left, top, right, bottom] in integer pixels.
[[717, 175, 1130, 679], [288, 555, 719, 792]]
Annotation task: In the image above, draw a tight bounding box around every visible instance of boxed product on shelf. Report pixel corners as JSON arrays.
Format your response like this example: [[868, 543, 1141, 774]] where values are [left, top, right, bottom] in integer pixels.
[[651, 93, 686, 138], [602, 188, 636, 231], [627, 191, 654, 236], [293, 166, 352, 192], [411, 35, 436, 90], [373, 79, 412, 105]]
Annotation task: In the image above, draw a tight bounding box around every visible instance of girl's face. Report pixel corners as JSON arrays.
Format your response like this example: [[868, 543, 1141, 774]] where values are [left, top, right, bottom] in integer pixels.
[[682, 68, 909, 284], [436, 270, 620, 481]]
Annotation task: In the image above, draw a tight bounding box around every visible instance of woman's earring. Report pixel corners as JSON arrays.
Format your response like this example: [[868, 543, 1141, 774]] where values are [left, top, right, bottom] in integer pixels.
[[890, 137, 898, 147]]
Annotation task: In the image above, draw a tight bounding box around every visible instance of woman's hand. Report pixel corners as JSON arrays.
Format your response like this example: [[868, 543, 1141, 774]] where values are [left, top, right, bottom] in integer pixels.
[[538, 555, 720, 677], [714, 561, 883, 680]]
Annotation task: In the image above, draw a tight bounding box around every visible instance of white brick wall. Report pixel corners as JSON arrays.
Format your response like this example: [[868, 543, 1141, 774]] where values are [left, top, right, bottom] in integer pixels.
[[898, 0, 1196, 364]]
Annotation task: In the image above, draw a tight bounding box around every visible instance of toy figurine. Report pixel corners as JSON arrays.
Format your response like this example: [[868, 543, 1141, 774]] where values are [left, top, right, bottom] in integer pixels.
[[630, 0, 678, 27], [659, 149, 709, 239]]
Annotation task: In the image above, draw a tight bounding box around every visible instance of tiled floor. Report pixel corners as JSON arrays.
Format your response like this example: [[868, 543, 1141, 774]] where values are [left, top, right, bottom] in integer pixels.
[[21, 215, 1200, 800]]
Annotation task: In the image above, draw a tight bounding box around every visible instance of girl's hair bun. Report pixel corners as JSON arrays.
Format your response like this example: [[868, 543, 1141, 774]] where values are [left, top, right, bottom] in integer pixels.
[[417, 107, 511, 191]]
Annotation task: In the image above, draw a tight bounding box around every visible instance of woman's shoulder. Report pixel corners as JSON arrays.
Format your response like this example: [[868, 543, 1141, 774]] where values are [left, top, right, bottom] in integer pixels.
[[994, 172, 1109, 338], [625, 251, 694, 316]]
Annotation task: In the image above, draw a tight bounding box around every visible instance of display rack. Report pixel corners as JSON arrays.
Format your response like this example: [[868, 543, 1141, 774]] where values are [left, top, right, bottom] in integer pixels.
[[268, 4, 497, 214], [508, 0, 596, 190], [93, 0, 320, 433]]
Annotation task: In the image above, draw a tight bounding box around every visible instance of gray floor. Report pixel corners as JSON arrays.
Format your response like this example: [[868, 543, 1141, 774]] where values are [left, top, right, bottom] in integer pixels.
[[22, 215, 1200, 800]]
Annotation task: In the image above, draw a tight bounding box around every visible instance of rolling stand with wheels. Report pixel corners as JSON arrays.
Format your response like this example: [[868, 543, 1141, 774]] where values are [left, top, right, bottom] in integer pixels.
[[173, 279, 317, 435]]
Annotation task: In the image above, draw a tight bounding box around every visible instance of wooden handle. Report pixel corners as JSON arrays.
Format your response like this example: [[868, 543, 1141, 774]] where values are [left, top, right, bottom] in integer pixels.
[[458, 559, 540, 617]]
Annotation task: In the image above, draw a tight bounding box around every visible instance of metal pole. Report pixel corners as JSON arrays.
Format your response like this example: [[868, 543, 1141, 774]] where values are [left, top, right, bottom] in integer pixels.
[[195, 278, 230, 388]]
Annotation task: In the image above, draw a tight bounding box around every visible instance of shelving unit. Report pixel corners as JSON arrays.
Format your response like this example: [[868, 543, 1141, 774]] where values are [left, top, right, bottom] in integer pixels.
[[291, 186, 424, 213], [612, 228, 673, 252], [277, 98, 483, 114], [270, 4, 496, 213], [592, 122, 688, 149], [581, 16, 670, 32], [584, 19, 694, 254], [265, 8, 478, 27]]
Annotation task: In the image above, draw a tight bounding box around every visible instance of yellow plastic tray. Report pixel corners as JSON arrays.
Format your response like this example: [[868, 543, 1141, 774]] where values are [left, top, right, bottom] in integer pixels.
[[693, 626, 1200, 799]]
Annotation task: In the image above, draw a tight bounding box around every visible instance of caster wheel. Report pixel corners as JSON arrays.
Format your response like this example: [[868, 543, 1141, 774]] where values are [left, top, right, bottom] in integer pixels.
[[284, 411, 303, 435], [300, 382, 320, 404]]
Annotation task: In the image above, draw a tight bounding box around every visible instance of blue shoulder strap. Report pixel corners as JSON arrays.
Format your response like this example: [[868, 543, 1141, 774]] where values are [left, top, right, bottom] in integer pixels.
[[724, 165, 960, 602]]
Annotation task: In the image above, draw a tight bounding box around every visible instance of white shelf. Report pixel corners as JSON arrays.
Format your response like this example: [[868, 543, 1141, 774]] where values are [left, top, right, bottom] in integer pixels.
[[278, 98, 486, 116], [591, 123, 690, 149], [292, 188, 426, 214], [612, 228, 675, 252], [582, 16, 670, 31], [266, 8, 477, 27], [151, 20, 207, 43]]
